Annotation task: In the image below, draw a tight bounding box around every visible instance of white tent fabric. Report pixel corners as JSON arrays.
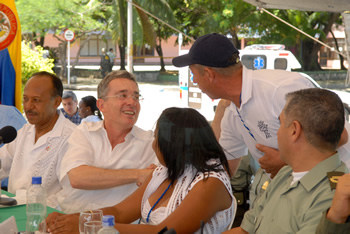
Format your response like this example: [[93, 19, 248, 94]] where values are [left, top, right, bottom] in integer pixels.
[[243, 0, 350, 12]]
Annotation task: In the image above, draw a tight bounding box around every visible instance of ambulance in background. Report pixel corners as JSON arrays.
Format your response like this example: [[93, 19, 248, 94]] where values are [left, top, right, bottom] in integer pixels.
[[178, 44, 302, 121]]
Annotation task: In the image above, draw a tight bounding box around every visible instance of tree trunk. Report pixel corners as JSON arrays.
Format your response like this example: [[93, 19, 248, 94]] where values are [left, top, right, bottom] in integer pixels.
[[302, 39, 321, 71], [33, 32, 45, 47], [155, 27, 165, 72], [302, 13, 340, 71], [330, 30, 347, 70], [119, 44, 126, 70], [52, 34, 67, 79], [156, 44, 165, 72], [71, 35, 92, 75], [230, 29, 240, 49], [58, 42, 67, 78], [118, 0, 127, 70]]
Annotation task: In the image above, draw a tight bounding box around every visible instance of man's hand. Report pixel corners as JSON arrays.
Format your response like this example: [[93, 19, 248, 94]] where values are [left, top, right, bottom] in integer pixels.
[[46, 212, 62, 231], [146, 164, 158, 170], [136, 164, 157, 186], [46, 212, 80, 234], [217, 99, 231, 110], [327, 174, 350, 223], [256, 144, 286, 179]]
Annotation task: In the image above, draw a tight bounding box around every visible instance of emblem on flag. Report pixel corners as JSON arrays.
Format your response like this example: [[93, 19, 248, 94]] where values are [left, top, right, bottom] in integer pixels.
[[0, 3, 17, 51]]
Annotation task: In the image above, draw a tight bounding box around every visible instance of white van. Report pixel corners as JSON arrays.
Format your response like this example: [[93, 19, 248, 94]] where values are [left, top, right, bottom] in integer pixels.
[[239, 44, 301, 71], [178, 44, 302, 121]]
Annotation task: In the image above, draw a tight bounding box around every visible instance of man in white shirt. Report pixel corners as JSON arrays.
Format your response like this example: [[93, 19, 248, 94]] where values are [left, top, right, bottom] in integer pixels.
[[172, 33, 350, 178], [0, 71, 76, 207], [56, 70, 158, 214], [172, 34, 350, 215]]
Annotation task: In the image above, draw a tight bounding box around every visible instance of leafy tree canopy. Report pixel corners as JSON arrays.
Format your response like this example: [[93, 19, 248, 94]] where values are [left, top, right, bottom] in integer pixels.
[[17, 0, 105, 40]]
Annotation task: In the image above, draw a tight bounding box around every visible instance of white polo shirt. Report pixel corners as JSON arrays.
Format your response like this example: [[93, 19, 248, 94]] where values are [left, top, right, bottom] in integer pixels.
[[220, 66, 315, 162], [57, 121, 158, 213]]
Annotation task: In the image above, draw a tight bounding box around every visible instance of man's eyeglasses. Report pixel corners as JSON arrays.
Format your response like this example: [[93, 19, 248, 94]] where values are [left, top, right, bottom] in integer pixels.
[[104, 93, 144, 102]]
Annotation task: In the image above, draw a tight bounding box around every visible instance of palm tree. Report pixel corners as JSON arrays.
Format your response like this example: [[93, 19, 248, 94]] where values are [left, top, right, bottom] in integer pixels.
[[107, 0, 176, 71], [139, 0, 177, 72]]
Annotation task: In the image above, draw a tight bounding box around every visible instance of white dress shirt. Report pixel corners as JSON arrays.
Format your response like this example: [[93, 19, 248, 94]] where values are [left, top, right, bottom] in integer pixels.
[[57, 121, 158, 213]]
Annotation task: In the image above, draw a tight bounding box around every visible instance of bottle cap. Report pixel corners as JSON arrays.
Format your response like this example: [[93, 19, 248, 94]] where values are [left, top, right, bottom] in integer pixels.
[[32, 176, 42, 185], [102, 215, 115, 226]]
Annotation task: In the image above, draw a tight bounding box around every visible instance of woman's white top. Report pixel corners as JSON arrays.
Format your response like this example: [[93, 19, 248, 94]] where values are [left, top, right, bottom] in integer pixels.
[[140, 159, 236, 233], [81, 115, 101, 123]]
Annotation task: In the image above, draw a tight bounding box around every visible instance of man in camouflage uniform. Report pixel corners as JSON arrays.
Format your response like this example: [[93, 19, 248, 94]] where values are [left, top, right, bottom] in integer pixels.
[[100, 48, 110, 78]]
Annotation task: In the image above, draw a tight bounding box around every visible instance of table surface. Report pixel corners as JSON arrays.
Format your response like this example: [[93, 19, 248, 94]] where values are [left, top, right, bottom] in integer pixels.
[[0, 190, 62, 231]]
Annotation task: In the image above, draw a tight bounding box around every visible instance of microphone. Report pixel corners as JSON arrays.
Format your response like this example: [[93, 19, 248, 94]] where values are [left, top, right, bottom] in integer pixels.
[[0, 126, 17, 144]]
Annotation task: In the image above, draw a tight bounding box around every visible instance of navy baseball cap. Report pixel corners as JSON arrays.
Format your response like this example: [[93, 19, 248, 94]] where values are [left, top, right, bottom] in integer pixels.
[[172, 33, 239, 68]]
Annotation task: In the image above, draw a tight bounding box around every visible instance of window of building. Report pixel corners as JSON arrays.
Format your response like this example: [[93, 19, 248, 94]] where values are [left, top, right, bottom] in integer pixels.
[[80, 34, 115, 56], [133, 44, 154, 62]]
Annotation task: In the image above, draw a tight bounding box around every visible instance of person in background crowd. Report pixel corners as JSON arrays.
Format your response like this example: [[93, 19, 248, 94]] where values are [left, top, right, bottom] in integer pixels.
[[100, 48, 110, 77], [0, 71, 76, 207], [46, 107, 235, 234], [78, 95, 102, 123], [107, 48, 116, 72], [60, 90, 82, 125]]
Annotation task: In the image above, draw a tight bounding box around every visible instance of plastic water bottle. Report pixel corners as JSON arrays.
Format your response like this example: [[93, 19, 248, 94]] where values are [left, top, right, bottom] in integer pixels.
[[97, 215, 119, 234], [26, 176, 47, 234]]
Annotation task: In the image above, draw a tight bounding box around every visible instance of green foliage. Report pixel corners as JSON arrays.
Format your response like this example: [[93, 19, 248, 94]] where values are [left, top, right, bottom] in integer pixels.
[[17, 0, 105, 37], [21, 41, 55, 85]]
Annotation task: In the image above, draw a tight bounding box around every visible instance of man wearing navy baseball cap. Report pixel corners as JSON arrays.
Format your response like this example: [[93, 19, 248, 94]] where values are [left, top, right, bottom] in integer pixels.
[[172, 33, 350, 209], [173, 33, 240, 68]]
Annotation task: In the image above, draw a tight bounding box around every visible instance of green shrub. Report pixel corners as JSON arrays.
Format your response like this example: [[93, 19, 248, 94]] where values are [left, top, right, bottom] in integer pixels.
[[21, 41, 55, 86]]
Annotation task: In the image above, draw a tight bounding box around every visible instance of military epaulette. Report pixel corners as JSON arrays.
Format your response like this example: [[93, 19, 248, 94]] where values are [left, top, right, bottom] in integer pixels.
[[327, 171, 345, 190], [261, 180, 269, 190]]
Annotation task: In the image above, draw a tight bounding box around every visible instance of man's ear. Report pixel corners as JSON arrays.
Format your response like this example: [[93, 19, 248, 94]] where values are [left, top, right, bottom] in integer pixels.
[[291, 120, 302, 142], [96, 99, 104, 111], [54, 96, 62, 109], [203, 67, 215, 83]]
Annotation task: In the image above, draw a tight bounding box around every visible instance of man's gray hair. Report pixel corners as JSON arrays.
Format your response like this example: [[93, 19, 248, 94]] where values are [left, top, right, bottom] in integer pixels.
[[284, 88, 344, 152], [97, 70, 137, 99], [194, 52, 242, 77], [62, 90, 78, 102]]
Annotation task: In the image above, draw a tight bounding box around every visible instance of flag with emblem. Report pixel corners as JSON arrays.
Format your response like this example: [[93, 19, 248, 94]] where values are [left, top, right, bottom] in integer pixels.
[[0, 0, 21, 111]]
